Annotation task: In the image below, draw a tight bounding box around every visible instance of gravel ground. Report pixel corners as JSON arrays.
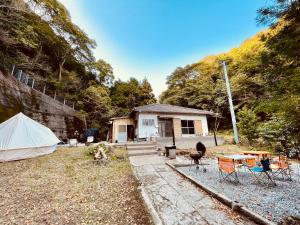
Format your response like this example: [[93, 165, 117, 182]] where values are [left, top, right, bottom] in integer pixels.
[[177, 157, 300, 224], [0, 147, 153, 225]]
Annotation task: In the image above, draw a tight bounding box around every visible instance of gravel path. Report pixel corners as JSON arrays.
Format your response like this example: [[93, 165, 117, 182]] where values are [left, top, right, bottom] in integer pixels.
[[177, 157, 300, 224]]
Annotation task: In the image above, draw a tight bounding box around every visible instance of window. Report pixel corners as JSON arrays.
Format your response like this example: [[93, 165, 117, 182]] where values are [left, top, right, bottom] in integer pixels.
[[142, 119, 155, 126], [118, 125, 127, 132], [181, 120, 195, 134]]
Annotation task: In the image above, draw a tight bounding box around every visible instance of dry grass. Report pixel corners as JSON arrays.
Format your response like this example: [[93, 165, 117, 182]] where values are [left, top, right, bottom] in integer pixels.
[[0, 147, 153, 225]]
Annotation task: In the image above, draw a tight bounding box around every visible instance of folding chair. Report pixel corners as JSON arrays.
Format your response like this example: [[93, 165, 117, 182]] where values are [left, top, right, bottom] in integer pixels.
[[271, 155, 292, 181], [248, 158, 276, 186], [243, 158, 257, 168], [218, 157, 239, 183]]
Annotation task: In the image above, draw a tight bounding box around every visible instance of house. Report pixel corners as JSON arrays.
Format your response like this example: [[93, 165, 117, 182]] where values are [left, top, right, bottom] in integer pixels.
[[109, 104, 215, 145]]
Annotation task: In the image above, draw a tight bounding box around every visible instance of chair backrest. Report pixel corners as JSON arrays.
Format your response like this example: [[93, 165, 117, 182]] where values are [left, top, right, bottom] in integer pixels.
[[278, 155, 289, 169], [218, 157, 235, 173], [245, 158, 256, 168], [196, 142, 206, 157], [261, 158, 271, 171]]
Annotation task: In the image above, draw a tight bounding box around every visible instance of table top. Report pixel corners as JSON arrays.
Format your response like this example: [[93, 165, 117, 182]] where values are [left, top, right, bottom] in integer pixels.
[[242, 150, 270, 155], [223, 154, 257, 160]]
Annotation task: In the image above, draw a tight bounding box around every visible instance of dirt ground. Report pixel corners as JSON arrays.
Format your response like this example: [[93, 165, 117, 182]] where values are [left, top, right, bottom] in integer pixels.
[[0, 147, 153, 225]]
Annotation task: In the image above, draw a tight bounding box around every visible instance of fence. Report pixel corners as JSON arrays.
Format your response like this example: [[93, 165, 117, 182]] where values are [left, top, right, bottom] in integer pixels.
[[10, 65, 75, 110]]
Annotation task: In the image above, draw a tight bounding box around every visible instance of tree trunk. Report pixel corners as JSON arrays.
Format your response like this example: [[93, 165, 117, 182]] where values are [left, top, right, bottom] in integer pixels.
[[58, 58, 66, 82]]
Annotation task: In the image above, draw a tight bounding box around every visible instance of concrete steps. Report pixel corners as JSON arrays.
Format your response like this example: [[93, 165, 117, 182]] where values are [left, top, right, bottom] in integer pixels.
[[127, 145, 156, 150], [127, 143, 158, 156], [128, 149, 158, 157]]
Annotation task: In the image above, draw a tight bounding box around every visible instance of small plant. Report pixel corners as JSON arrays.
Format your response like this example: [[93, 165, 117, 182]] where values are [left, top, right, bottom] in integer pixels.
[[85, 143, 108, 157]]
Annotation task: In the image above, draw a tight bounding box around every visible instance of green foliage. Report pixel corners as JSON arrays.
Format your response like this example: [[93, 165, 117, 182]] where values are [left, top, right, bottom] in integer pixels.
[[0, 0, 157, 139], [160, 0, 300, 156], [237, 107, 259, 145], [110, 77, 156, 116], [259, 115, 300, 157]]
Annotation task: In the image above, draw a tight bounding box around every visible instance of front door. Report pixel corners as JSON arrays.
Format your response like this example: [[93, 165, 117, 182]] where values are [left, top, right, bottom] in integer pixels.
[[158, 119, 173, 137], [118, 125, 127, 142]]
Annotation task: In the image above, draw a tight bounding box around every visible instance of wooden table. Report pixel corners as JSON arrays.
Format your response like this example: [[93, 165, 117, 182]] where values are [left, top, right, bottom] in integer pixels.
[[242, 151, 271, 160]]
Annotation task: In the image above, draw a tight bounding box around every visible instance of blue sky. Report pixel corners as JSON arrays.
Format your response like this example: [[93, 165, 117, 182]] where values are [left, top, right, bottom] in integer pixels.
[[60, 0, 267, 96]]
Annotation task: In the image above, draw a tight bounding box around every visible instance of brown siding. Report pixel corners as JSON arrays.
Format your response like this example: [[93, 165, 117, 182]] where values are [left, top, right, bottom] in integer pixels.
[[173, 118, 181, 137], [112, 118, 135, 142], [194, 120, 203, 136]]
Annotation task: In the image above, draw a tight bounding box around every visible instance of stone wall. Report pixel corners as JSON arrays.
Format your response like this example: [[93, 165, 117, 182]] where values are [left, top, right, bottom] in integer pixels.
[[0, 72, 84, 140]]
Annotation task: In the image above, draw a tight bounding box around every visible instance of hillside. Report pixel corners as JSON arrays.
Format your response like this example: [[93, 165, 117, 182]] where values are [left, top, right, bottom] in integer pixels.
[[0, 0, 156, 138], [160, 1, 300, 156]]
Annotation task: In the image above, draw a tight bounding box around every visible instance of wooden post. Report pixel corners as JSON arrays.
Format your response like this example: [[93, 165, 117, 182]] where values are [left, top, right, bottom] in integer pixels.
[[54, 91, 56, 100], [18, 70, 22, 81], [11, 64, 15, 76], [31, 79, 35, 88], [171, 119, 176, 146], [63, 98, 66, 105], [25, 75, 29, 85], [213, 129, 218, 146], [43, 85, 46, 94]]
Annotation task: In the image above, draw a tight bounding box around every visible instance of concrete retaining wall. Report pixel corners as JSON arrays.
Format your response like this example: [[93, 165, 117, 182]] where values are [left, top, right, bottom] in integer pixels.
[[0, 72, 84, 140]]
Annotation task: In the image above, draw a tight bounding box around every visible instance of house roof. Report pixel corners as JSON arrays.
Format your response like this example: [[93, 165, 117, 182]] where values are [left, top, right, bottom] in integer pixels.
[[133, 104, 214, 116], [110, 116, 132, 121]]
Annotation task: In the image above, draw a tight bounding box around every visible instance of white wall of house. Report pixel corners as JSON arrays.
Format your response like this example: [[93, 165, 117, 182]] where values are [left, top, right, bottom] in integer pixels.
[[137, 113, 209, 139], [137, 114, 158, 139]]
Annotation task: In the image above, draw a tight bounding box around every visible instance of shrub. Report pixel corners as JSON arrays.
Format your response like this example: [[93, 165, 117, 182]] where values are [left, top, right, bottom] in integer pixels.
[[259, 115, 300, 158]]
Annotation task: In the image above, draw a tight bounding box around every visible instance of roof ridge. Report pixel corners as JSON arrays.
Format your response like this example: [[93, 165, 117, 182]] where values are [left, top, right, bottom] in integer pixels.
[[158, 103, 210, 112], [132, 103, 213, 115]]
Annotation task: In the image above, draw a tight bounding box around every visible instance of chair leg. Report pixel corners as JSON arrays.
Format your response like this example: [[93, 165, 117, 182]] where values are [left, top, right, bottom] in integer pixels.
[[265, 171, 276, 186], [189, 159, 199, 174], [219, 169, 224, 182], [249, 170, 263, 185], [219, 170, 239, 184], [189, 159, 193, 171], [284, 168, 292, 181], [234, 171, 240, 183], [198, 159, 207, 173]]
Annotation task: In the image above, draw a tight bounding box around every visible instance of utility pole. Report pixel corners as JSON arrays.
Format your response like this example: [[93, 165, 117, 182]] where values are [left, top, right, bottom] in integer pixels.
[[222, 61, 239, 144]]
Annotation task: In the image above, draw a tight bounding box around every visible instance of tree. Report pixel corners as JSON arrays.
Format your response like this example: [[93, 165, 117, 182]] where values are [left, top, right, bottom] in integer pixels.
[[27, 0, 96, 81], [255, 0, 300, 154], [89, 59, 114, 86], [259, 115, 300, 158], [139, 78, 156, 105], [237, 107, 259, 145], [110, 78, 156, 116], [80, 85, 112, 139]]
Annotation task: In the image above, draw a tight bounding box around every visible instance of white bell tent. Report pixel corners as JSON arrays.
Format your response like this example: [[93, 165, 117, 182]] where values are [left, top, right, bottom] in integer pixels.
[[0, 112, 60, 162]]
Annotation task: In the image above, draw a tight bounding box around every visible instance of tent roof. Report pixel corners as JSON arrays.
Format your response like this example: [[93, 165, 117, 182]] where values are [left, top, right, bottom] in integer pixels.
[[0, 113, 60, 150]]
